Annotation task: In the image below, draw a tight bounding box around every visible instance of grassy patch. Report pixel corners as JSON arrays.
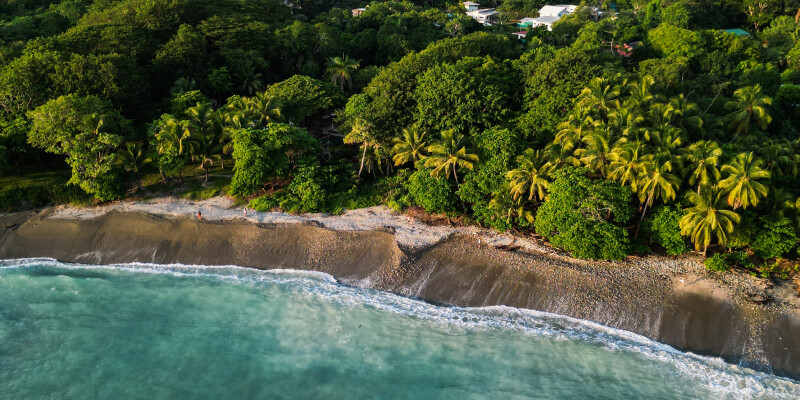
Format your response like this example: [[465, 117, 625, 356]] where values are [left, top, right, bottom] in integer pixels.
[[179, 176, 231, 200]]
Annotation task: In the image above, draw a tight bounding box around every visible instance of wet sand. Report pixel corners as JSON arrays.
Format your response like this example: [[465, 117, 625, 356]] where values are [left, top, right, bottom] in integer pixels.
[[1, 203, 798, 379]]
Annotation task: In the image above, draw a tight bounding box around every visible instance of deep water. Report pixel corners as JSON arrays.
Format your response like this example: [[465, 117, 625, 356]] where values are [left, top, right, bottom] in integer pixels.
[[0, 259, 798, 399]]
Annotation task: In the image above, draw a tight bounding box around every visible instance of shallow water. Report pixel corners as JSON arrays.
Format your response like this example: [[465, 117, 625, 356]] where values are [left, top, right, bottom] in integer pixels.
[[0, 258, 798, 399]]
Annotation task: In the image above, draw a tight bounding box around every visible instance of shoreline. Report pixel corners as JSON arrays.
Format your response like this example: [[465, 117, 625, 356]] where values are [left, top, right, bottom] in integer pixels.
[[1, 197, 799, 379]]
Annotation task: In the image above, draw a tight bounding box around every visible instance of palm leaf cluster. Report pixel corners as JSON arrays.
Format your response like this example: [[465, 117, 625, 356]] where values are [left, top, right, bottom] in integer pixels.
[[509, 75, 799, 253], [148, 90, 284, 182]]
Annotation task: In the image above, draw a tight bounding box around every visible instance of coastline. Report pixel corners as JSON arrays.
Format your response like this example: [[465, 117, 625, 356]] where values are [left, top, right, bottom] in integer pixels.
[[1, 197, 799, 379]]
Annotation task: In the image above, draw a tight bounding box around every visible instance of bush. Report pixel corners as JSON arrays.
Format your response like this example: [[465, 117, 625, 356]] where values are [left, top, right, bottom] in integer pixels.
[[248, 194, 280, 212], [646, 206, 689, 255], [534, 168, 633, 260], [0, 181, 89, 211], [407, 166, 458, 214], [751, 216, 798, 259], [230, 124, 317, 196], [724, 251, 755, 270], [724, 211, 758, 249], [704, 253, 730, 272], [759, 260, 800, 280]]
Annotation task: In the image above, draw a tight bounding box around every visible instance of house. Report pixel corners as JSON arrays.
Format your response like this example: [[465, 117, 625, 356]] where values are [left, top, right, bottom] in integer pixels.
[[538, 5, 572, 17], [351, 7, 366, 17], [463, 1, 480, 11], [518, 4, 583, 32], [512, 31, 528, 40], [526, 16, 560, 31], [466, 8, 498, 25]]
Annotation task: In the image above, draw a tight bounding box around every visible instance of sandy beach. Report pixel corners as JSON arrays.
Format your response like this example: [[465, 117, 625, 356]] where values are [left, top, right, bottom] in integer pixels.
[[1, 197, 799, 379]]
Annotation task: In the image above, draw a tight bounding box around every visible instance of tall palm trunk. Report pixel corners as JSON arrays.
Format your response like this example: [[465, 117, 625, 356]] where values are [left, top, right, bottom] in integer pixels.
[[635, 189, 655, 238], [358, 145, 367, 176]]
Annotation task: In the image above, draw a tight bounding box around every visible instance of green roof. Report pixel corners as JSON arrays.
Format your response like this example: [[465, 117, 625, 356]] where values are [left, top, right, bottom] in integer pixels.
[[723, 28, 750, 36]]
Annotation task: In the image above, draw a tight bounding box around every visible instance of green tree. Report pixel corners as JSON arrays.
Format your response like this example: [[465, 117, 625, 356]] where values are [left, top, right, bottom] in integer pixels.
[[265, 75, 344, 125], [718, 152, 770, 209], [507, 148, 552, 203], [230, 124, 317, 196], [391, 127, 427, 166], [151, 115, 190, 181], [117, 141, 151, 191], [534, 168, 634, 260], [27, 94, 128, 201], [424, 129, 479, 184], [636, 152, 682, 236], [680, 186, 741, 256], [724, 85, 772, 139], [685, 140, 722, 194], [326, 55, 360, 91]]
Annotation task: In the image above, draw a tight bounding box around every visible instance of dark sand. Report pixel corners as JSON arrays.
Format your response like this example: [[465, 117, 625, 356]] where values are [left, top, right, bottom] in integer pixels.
[[1, 209, 798, 379]]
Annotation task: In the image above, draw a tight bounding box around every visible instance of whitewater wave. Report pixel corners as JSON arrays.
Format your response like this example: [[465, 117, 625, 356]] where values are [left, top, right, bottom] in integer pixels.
[[2, 257, 799, 399]]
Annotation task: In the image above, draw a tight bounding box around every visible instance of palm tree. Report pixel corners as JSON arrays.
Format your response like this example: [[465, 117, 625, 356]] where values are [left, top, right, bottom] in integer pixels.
[[425, 129, 479, 184], [391, 127, 427, 166], [578, 77, 620, 117], [685, 140, 722, 194], [757, 139, 791, 177], [669, 95, 704, 137], [624, 75, 656, 112], [186, 102, 220, 139], [247, 92, 282, 127], [636, 152, 681, 236], [507, 149, 552, 203], [555, 109, 591, 145], [153, 116, 191, 181], [187, 131, 222, 182], [680, 186, 741, 256], [236, 66, 264, 96], [608, 106, 645, 140], [170, 77, 198, 94], [344, 118, 378, 176], [543, 142, 580, 170], [718, 152, 770, 210], [724, 85, 772, 138], [608, 140, 646, 191], [327, 55, 360, 91], [576, 127, 613, 178], [117, 142, 151, 191]]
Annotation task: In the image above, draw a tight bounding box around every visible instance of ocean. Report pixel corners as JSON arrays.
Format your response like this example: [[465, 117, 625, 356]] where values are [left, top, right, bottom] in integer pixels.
[[0, 258, 798, 399]]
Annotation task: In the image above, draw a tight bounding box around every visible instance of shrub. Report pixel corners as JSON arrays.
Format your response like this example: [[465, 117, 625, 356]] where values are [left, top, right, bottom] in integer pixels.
[[534, 168, 633, 260], [284, 165, 326, 213], [704, 253, 730, 272], [751, 216, 798, 259], [407, 166, 458, 214], [759, 260, 800, 280], [248, 194, 280, 212], [647, 206, 690, 255], [724, 211, 759, 249], [724, 251, 755, 270], [0, 181, 89, 211]]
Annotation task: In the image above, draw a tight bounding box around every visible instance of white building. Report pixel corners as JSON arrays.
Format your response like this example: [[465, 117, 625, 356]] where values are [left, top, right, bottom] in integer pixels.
[[463, 1, 480, 11], [518, 4, 583, 31], [466, 8, 498, 25], [538, 5, 572, 17]]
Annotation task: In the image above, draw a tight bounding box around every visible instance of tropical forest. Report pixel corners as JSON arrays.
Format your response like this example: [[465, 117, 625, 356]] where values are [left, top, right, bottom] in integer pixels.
[[1, 0, 800, 274]]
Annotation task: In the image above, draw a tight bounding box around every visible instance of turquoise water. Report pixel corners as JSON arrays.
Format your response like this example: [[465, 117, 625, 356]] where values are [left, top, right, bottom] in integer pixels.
[[1, 259, 798, 399]]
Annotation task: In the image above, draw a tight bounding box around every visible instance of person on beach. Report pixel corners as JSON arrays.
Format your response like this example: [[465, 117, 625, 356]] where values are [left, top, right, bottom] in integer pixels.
[[197, 210, 202, 220], [244, 207, 248, 217]]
